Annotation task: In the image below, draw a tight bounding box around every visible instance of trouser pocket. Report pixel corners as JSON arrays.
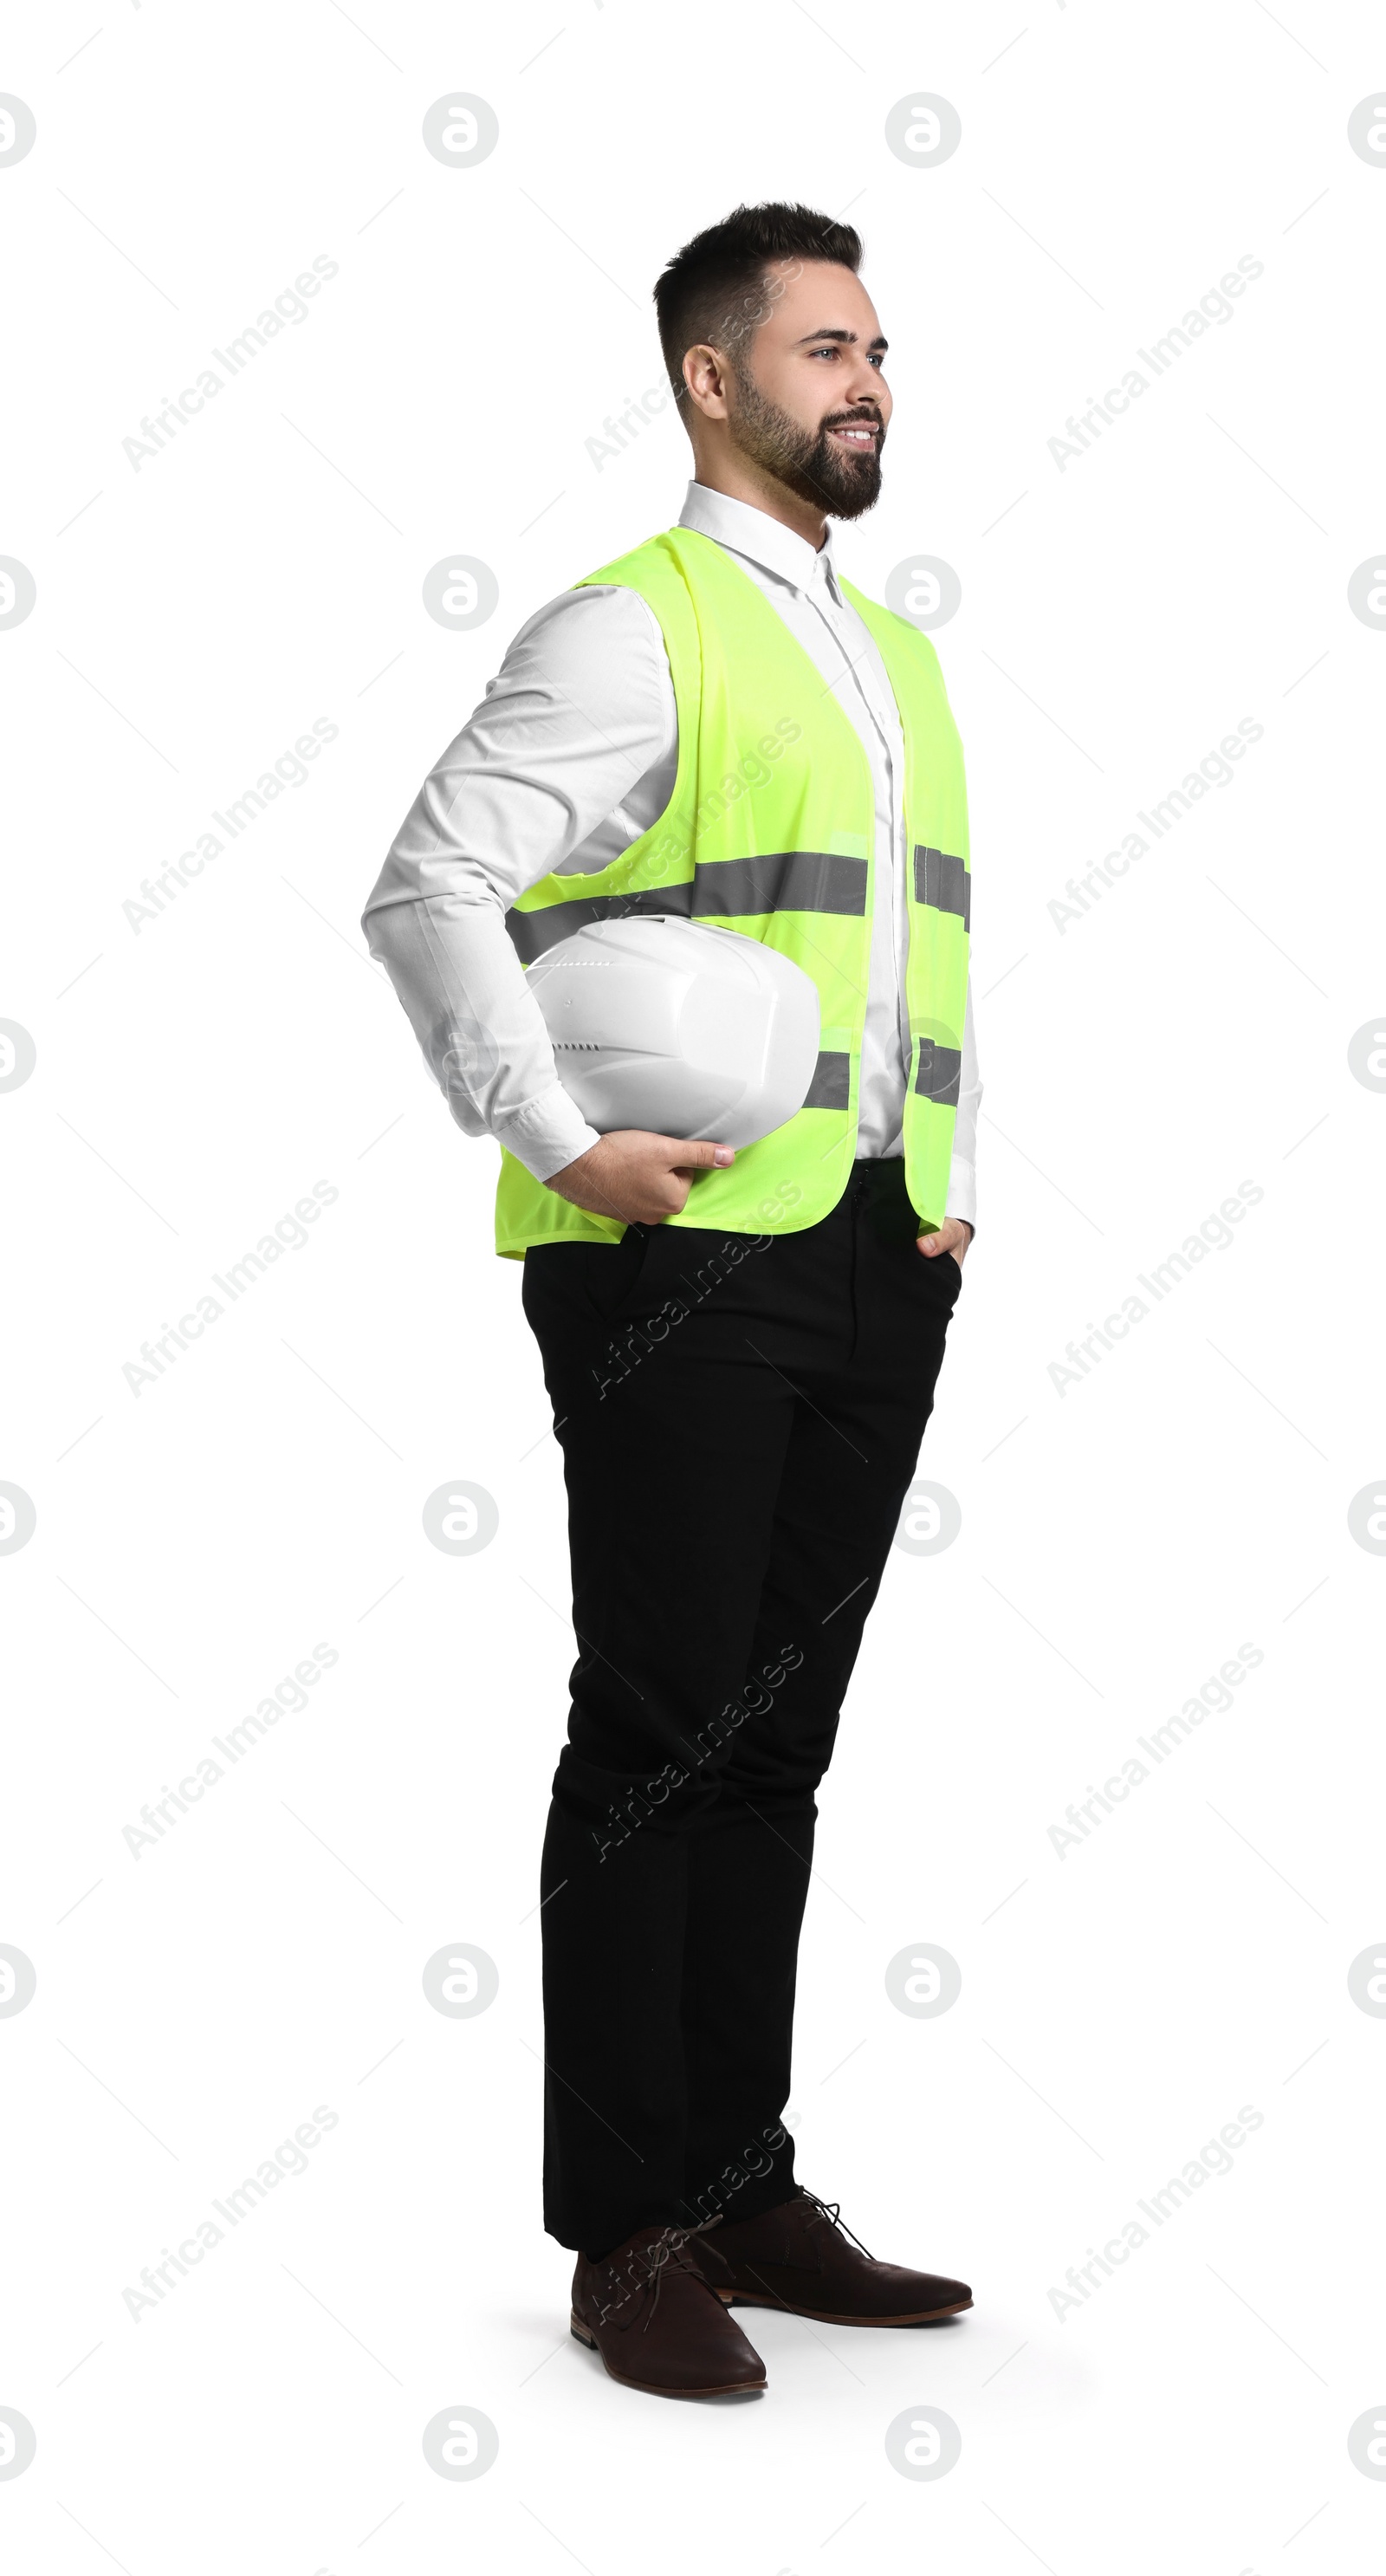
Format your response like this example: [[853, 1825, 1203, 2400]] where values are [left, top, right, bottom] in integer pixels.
[[580, 1225, 653, 1325]]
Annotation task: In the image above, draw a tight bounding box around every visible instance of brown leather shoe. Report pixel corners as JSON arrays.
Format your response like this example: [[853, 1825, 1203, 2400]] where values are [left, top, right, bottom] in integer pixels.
[[570, 2222, 767, 2397], [686, 2190, 973, 2326]]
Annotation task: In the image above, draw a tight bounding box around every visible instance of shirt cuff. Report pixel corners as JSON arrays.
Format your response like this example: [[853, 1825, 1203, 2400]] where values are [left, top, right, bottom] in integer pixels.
[[944, 1154, 976, 1233], [492, 1082, 603, 1184]]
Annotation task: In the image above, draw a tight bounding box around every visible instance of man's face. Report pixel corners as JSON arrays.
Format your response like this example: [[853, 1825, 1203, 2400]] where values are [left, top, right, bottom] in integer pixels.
[[720, 258, 891, 521]]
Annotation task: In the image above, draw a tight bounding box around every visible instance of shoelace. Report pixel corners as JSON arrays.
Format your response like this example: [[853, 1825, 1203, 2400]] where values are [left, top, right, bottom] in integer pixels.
[[603, 2232, 716, 2334], [800, 2192, 877, 2261], [693, 2190, 878, 2279]]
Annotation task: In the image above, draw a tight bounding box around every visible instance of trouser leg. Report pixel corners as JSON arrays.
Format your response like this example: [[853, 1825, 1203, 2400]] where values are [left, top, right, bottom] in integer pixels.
[[522, 1228, 797, 2252], [677, 1801, 816, 2231], [678, 1164, 962, 2221]]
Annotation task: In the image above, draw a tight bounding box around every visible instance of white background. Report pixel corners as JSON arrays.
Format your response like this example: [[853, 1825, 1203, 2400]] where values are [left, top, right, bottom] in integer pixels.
[[3, 2, 1384, 2569]]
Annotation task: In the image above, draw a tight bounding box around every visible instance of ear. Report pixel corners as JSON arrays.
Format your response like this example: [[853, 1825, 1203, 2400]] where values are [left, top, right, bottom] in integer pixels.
[[682, 343, 732, 421]]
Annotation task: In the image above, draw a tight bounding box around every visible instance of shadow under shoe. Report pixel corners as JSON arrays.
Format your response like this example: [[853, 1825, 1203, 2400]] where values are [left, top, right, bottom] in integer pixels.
[[571, 2222, 767, 2398], [686, 2188, 974, 2326]]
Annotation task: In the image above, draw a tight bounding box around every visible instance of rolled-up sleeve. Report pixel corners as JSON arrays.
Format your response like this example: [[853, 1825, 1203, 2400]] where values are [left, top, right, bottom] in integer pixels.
[[361, 582, 675, 1183]]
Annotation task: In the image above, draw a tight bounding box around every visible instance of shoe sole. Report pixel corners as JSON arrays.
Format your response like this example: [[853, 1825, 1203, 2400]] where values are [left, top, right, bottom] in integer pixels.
[[569, 2315, 766, 2398], [713, 2289, 974, 2325]]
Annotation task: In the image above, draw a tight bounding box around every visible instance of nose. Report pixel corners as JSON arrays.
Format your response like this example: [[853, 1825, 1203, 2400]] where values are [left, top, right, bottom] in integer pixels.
[[844, 361, 887, 417]]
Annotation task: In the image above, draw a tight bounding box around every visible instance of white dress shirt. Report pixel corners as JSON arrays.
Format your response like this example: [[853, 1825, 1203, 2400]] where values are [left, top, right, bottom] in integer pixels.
[[363, 482, 980, 1224]]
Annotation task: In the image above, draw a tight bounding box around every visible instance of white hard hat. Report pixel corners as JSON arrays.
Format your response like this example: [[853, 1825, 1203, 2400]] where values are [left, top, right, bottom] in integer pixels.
[[528, 914, 821, 1146]]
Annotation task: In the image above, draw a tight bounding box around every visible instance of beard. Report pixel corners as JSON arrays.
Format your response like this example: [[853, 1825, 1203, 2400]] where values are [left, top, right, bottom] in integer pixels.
[[726, 364, 885, 520]]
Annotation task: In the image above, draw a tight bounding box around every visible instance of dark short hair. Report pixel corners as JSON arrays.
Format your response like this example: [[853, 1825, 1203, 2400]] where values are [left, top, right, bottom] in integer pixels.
[[653, 200, 864, 406]]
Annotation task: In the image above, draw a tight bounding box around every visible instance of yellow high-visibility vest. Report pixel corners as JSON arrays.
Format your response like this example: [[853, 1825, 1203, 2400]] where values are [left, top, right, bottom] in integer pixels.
[[495, 525, 970, 1256]]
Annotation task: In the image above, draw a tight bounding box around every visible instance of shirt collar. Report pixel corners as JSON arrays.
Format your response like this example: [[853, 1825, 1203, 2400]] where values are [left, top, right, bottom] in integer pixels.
[[677, 480, 839, 598]]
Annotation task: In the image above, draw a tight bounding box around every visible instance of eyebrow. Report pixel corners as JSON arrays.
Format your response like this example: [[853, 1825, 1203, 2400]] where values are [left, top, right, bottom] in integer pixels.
[[793, 328, 889, 352]]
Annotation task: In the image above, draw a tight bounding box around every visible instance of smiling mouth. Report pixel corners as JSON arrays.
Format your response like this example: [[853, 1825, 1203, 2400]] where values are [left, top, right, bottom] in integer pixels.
[[828, 421, 881, 451]]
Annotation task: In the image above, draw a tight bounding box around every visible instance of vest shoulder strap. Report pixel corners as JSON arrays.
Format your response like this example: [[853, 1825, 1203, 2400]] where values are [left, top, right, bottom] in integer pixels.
[[572, 529, 709, 693]]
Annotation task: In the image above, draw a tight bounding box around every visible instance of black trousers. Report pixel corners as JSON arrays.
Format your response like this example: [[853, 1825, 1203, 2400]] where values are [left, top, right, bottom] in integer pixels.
[[521, 1159, 961, 2257]]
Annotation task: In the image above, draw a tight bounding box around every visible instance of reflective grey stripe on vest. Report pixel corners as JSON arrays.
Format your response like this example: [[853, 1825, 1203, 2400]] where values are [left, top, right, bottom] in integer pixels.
[[915, 1042, 962, 1106], [913, 846, 970, 931], [695, 848, 866, 920], [802, 1050, 851, 1112], [507, 850, 868, 964]]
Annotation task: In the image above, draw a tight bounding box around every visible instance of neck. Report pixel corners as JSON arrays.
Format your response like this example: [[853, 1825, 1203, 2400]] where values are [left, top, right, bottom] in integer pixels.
[[686, 444, 827, 549]]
